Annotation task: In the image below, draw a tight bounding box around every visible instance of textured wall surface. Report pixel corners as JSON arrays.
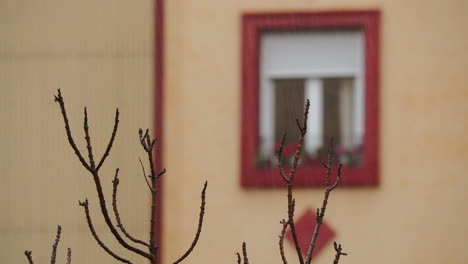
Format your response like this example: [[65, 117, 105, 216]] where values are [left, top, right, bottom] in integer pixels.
[[1, 0, 468, 263], [0, 1, 154, 263], [163, 0, 468, 264]]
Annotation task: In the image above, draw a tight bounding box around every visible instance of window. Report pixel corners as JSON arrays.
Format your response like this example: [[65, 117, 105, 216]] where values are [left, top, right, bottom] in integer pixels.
[[241, 11, 380, 187]]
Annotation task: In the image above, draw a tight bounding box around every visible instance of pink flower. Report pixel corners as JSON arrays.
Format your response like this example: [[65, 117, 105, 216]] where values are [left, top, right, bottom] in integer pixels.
[[335, 145, 347, 155]]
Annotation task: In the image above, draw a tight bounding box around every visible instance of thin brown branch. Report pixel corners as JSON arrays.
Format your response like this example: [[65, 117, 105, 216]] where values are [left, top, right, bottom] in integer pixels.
[[25, 226, 71, 264], [53, 89, 92, 172], [277, 132, 288, 182], [325, 138, 334, 187], [277, 100, 310, 264], [288, 100, 310, 181], [328, 165, 343, 192], [287, 198, 303, 264], [139, 129, 160, 264], [96, 108, 119, 171], [332, 242, 347, 264], [112, 168, 152, 248], [24, 250, 34, 264], [304, 141, 344, 264], [55, 91, 151, 259], [278, 219, 289, 264], [138, 157, 154, 192], [79, 199, 134, 264], [66, 248, 72, 264], [172, 181, 208, 264], [295, 119, 304, 134], [242, 242, 249, 264], [156, 168, 166, 179], [90, 169, 152, 259], [50, 225, 62, 264], [83, 107, 96, 170], [139, 129, 157, 179]]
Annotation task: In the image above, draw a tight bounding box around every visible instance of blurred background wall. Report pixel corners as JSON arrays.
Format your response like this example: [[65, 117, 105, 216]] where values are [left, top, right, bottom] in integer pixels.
[[1, 0, 468, 264], [0, 1, 154, 263]]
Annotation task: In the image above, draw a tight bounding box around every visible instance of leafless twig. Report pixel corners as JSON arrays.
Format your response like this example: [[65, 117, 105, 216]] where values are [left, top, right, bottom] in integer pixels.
[[304, 139, 344, 264], [67, 248, 72, 264], [139, 128, 162, 263], [96, 108, 119, 171], [54, 90, 208, 264], [112, 168, 152, 248], [172, 181, 208, 264], [278, 219, 289, 264], [54, 89, 151, 260], [50, 225, 62, 264], [79, 199, 133, 264], [24, 225, 70, 264], [24, 251, 34, 264], [276, 99, 310, 264], [138, 157, 154, 192], [332, 242, 347, 264], [53, 89, 92, 172], [242, 242, 249, 264], [83, 107, 96, 170]]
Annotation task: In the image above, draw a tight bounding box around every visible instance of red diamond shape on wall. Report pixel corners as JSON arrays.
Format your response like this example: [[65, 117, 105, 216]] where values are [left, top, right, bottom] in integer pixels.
[[285, 208, 335, 257]]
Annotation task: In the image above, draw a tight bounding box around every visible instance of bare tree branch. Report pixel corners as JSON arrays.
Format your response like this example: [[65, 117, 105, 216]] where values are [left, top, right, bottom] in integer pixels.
[[24, 225, 71, 264], [276, 132, 288, 182], [278, 219, 289, 264], [324, 138, 334, 187], [91, 169, 151, 259], [54, 91, 209, 264], [83, 107, 96, 170], [50, 225, 62, 264], [54, 90, 151, 260], [79, 199, 134, 264], [172, 181, 208, 264], [112, 168, 152, 248], [139, 129, 159, 180], [332, 242, 347, 264], [242, 242, 249, 264], [288, 100, 309, 181], [287, 198, 302, 264], [53, 89, 92, 172], [66, 248, 72, 264], [276, 99, 310, 264], [304, 141, 344, 264], [24, 251, 34, 264], [156, 168, 166, 179], [96, 108, 119, 171], [139, 128, 161, 264], [138, 157, 154, 192]]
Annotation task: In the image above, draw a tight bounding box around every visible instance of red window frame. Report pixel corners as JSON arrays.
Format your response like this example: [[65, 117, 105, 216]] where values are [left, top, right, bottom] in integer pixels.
[[241, 10, 380, 187]]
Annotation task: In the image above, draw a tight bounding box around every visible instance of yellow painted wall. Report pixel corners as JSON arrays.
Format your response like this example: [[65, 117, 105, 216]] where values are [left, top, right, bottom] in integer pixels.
[[163, 0, 468, 264], [1, 0, 467, 264], [0, 0, 155, 263]]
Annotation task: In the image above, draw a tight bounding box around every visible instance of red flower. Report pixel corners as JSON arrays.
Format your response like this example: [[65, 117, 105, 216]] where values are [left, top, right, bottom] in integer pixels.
[[274, 141, 297, 157]]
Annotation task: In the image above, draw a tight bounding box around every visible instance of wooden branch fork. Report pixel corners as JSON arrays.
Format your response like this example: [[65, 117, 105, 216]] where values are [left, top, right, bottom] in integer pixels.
[[25, 90, 347, 264], [47, 89, 208, 264], [239, 100, 348, 264], [24, 225, 71, 264]]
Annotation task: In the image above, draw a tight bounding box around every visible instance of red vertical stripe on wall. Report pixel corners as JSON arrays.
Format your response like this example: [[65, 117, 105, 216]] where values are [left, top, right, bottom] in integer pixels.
[[154, 0, 164, 262]]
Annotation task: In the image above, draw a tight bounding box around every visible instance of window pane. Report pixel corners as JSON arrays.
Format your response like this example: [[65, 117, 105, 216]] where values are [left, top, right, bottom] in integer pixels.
[[274, 78, 305, 145], [322, 77, 362, 166], [258, 29, 365, 167]]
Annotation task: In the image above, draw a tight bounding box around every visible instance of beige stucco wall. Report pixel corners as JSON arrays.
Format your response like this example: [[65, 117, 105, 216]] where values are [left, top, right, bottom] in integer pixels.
[[0, 0, 154, 263], [1, 0, 467, 263], [163, 0, 468, 264]]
